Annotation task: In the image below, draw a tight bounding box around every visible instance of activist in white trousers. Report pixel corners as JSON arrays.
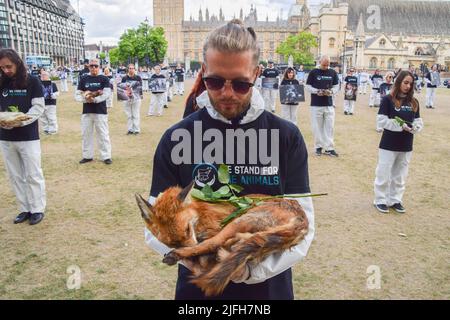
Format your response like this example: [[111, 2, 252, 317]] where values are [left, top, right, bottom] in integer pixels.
[[310, 106, 335, 151], [123, 99, 141, 133], [343, 100, 355, 114], [262, 88, 278, 112], [166, 81, 173, 102], [81, 114, 112, 160], [374, 149, 412, 206], [369, 89, 380, 107], [60, 79, 68, 92], [281, 104, 298, 125], [0, 140, 46, 213], [359, 82, 368, 94], [426, 87, 436, 107], [175, 81, 184, 95], [148, 93, 165, 116], [40, 105, 58, 133]]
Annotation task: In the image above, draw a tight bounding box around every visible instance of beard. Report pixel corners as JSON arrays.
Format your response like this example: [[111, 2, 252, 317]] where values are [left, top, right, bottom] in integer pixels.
[[208, 91, 252, 120]]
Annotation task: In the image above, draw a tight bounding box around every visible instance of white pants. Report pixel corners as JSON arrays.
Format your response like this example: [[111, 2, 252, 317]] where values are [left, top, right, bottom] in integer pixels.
[[60, 79, 68, 92], [359, 82, 368, 94], [123, 99, 141, 133], [149, 93, 166, 116], [40, 104, 58, 133], [281, 104, 299, 125], [142, 79, 149, 92], [262, 88, 278, 112], [81, 114, 112, 160], [374, 149, 412, 206], [0, 140, 46, 213], [310, 106, 335, 151], [369, 89, 380, 107], [166, 81, 173, 102], [343, 100, 355, 114], [426, 87, 436, 107], [175, 81, 184, 95]]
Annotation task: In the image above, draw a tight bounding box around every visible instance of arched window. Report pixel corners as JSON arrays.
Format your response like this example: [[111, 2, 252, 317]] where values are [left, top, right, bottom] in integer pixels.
[[388, 58, 395, 69], [370, 57, 378, 69], [379, 39, 386, 48], [329, 37, 335, 48], [415, 47, 424, 56]]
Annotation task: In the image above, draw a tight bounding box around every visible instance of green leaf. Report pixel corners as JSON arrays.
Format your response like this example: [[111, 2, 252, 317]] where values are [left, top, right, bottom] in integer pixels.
[[217, 186, 231, 195], [221, 207, 249, 227], [394, 116, 405, 126], [218, 164, 230, 184], [229, 184, 244, 193], [8, 106, 19, 112], [191, 189, 207, 201], [211, 191, 230, 200], [201, 185, 213, 197]]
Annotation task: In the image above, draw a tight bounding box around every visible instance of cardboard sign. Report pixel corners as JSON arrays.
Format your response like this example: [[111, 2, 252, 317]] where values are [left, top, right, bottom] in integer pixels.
[[344, 83, 358, 101], [149, 78, 167, 93], [117, 80, 143, 101], [280, 84, 305, 104]]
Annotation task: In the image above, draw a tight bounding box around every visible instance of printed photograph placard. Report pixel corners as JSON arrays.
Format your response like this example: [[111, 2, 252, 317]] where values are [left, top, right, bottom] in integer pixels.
[[372, 78, 383, 89], [280, 84, 305, 104], [262, 77, 278, 90], [149, 78, 167, 93], [117, 81, 143, 101], [344, 83, 358, 101]]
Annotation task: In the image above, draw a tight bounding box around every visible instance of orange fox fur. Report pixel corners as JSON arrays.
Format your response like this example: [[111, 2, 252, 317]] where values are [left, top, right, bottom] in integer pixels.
[[136, 182, 309, 296]]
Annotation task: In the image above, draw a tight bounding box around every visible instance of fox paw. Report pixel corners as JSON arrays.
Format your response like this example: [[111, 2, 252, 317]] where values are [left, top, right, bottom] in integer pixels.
[[163, 251, 180, 266]]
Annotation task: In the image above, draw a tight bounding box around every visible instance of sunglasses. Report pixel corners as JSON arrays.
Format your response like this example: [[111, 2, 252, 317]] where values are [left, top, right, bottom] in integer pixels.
[[202, 77, 254, 94], [89, 65, 99, 68]]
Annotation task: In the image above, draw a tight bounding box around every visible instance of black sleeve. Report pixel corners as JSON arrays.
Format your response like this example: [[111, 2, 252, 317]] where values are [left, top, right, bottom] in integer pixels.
[[333, 71, 339, 85], [378, 96, 391, 117], [285, 128, 310, 194], [150, 131, 181, 198], [52, 83, 58, 93], [121, 76, 127, 83], [30, 76, 44, 99], [306, 70, 314, 86], [77, 77, 84, 91]]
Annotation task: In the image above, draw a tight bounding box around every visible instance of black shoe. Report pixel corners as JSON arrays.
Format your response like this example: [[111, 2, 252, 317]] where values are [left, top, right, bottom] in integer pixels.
[[349, 112, 354, 115], [79, 158, 93, 164], [324, 150, 339, 157], [163, 105, 168, 109], [104, 159, 112, 165], [133, 132, 140, 135], [344, 111, 348, 115], [391, 203, 406, 214], [315, 147, 323, 156], [374, 203, 389, 214], [14, 212, 31, 224], [29, 212, 44, 225], [127, 131, 133, 135]]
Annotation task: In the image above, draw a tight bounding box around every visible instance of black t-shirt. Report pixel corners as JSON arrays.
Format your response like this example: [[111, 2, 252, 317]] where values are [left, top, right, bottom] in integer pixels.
[[371, 74, 384, 91], [306, 68, 339, 107], [78, 67, 90, 81], [344, 76, 358, 86], [378, 95, 420, 152], [77, 75, 110, 114], [41, 80, 58, 105], [121, 75, 142, 84], [175, 68, 185, 82], [0, 75, 44, 141], [379, 82, 393, 98], [150, 108, 311, 299], [262, 68, 280, 78]]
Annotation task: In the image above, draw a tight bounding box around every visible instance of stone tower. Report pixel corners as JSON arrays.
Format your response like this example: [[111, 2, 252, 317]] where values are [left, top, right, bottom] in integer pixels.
[[153, 0, 184, 63]]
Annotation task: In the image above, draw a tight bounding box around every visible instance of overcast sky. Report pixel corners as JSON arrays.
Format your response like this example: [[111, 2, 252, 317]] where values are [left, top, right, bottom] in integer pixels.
[[69, 0, 330, 45]]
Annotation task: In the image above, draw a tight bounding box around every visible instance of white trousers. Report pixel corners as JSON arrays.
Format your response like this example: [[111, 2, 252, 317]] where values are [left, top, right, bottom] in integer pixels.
[[426, 87, 436, 107], [175, 81, 184, 95], [0, 140, 46, 213], [343, 100, 355, 113], [123, 99, 141, 133], [149, 93, 166, 116], [262, 88, 278, 112], [166, 81, 173, 102], [142, 79, 149, 92], [359, 82, 368, 94], [60, 79, 68, 92], [369, 89, 381, 107], [281, 104, 299, 125], [40, 104, 58, 133], [81, 114, 112, 160], [374, 149, 412, 206], [310, 106, 335, 151]]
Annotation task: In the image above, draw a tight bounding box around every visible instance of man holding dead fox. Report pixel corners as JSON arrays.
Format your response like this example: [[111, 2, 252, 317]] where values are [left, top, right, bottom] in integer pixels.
[[144, 20, 315, 300]]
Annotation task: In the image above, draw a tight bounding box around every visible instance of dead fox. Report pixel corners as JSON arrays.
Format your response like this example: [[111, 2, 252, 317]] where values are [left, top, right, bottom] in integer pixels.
[[136, 182, 309, 296]]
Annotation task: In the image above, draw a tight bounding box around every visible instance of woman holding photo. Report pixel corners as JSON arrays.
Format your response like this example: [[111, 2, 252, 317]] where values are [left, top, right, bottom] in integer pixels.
[[280, 67, 300, 125], [373, 71, 424, 214], [0, 48, 46, 225]]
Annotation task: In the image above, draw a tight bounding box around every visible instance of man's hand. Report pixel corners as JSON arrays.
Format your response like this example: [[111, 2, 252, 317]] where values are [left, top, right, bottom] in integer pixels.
[[0, 120, 18, 129]]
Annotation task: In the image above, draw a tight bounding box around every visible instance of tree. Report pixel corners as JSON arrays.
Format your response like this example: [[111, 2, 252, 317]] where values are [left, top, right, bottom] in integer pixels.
[[276, 32, 318, 66], [108, 48, 120, 67], [114, 22, 168, 66]]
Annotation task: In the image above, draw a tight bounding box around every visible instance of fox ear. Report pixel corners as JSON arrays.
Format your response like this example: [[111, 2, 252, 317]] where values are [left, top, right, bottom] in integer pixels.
[[177, 181, 195, 202], [135, 193, 154, 224]]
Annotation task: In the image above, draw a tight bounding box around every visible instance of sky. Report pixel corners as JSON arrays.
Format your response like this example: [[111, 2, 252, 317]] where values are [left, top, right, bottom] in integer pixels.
[[69, 0, 330, 46]]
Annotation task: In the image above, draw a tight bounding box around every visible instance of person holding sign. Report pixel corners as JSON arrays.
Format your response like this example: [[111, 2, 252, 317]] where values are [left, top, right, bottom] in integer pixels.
[[373, 71, 423, 214], [261, 61, 280, 113], [174, 63, 185, 96], [280, 67, 302, 125], [306, 55, 340, 157], [425, 64, 440, 109], [120, 64, 143, 135], [343, 68, 358, 115], [39, 71, 59, 134], [148, 65, 167, 117], [0, 48, 46, 225], [75, 59, 113, 165], [369, 69, 384, 108]]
